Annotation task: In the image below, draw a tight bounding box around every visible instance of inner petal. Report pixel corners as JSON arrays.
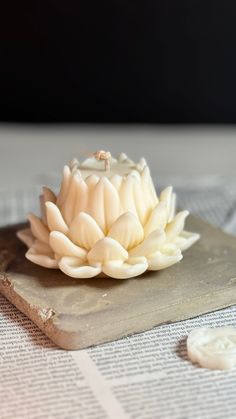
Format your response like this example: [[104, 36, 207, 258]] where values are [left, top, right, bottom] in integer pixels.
[[45, 202, 69, 235], [108, 212, 144, 250], [144, 202, 168, 237], [129, 229, 166, 257], [69, 212, 104, 250], [50, 231, 87, 259], [88, 177, 120, 233]]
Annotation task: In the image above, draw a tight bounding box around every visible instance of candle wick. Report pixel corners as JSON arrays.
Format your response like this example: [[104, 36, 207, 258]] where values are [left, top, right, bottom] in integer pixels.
[[92, 150, 111, 172]]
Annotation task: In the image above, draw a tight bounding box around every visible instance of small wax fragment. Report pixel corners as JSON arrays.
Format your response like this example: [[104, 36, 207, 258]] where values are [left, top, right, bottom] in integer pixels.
[[187, 327, 236, 370]]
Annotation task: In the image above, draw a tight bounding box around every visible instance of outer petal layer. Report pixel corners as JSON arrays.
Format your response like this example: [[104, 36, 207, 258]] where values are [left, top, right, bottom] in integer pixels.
[[165, 211, 189, 241], [28, 214, 49, 244], [103, 257, 148, 279], [17, 228, 34, 248], [26, 248, 58, 269], [174, 231, 200, 251], [59, 256, 101, 278], [88, 238, 128, 264], [148, 251, 183, 271]]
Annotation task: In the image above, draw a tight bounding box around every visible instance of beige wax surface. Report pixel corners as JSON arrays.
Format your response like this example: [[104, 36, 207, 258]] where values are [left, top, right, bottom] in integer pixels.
[[79, 160, 138, 179]]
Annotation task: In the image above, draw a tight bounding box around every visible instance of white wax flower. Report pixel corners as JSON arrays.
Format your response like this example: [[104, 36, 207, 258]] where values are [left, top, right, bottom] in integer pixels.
[[187, 327, 236, 370], [17, 154, 200, 279]]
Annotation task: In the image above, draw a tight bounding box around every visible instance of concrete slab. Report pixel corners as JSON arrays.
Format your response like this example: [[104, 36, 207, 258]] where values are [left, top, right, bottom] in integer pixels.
[[0, 216, 236, 350]]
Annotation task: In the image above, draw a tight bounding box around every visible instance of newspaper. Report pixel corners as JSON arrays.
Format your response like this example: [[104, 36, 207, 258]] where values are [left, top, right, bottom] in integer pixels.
[[1, 177, 236, 419]]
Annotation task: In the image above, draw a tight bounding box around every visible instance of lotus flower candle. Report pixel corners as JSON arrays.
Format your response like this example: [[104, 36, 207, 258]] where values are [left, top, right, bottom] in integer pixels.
[[17, 153, 200, 279]]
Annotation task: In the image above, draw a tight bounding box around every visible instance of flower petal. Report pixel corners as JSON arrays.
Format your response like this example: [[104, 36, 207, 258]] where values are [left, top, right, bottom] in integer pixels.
[[43, 186, 56, 204], [144, 202, 168, 237], [129, 229, 166, 257], [174, 231, 200, 251], [103, 257, 148, 279], [160, 186, 173, 214], [86, 174, 100, 190], [40, 187, 57, 223], [132, 177, 150, 225], [57, 165, 72, 207], [39, 195, 47, 224], [88, 177, 120, 233], [70, 157, 80, 173], [165, 210, 189, 241], [45, 202, 69, 235], [147, 246, 183, 270], [28, 213, 49, 244], [110, 174, 123, 192], [69, 212, 104, 250], [119, 176, 138, 217], [138, 157, 147, 169], [49, 231, 87, 259], [108, 212, 144, 250], [31, 240, 52, 254], [17, 228, 34, 248], [62, 174, 81, 225], [118, 152, 128, 162], [141, 166, 158, 209], [168, 192, 177, 222], [26, 248, 58, 268], [73, 178, 88, 217], [88, 238, 128, 264], [59, 256, 101, 278]]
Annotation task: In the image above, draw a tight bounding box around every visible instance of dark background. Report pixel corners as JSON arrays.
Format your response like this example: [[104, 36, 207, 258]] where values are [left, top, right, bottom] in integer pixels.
[[1, 1, 236, 123]]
